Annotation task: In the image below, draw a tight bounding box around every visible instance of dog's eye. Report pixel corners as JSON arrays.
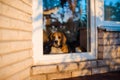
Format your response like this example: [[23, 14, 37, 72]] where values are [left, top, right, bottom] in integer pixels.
[[58, 36, 61, 39]]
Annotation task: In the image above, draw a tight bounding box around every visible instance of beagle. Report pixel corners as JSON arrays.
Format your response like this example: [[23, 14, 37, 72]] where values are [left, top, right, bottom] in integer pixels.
[[50, 32, 68, 54]]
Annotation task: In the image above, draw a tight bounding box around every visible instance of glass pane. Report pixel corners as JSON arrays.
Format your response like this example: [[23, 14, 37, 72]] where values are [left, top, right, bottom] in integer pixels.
[[104, 0, 120, 21], [43, 0, 90, 54]]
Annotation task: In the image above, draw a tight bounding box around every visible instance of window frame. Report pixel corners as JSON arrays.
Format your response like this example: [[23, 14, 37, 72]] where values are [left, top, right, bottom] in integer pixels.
[[32, 0, 97, 65], [95, 0, 120, 27]]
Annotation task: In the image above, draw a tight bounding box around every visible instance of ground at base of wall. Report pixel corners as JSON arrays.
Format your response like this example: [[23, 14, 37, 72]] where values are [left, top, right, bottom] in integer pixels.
[[60, 71, 120, 80]]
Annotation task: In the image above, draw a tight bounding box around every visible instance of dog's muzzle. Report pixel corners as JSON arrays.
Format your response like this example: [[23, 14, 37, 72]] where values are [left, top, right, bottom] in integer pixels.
[[54, 40, 58, 44], [53, 40, 62, 48]]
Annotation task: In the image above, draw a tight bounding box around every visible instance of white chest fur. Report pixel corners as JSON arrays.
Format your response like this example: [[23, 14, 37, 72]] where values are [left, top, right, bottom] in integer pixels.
[[50, 47, 63, 53]]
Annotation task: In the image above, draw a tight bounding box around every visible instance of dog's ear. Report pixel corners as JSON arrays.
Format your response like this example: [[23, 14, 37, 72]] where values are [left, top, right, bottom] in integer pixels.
[[49, 33, 53, 40], [62, 33, 67, 44]]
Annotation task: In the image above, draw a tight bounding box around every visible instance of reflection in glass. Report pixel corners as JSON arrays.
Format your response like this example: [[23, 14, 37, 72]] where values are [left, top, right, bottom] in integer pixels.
[[104, 0, 120, 21], [43, 0, 90, 54]]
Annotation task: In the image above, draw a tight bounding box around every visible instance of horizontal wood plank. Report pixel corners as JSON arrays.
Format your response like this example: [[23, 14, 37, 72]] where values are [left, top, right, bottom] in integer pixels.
[[21, 0, 32, 6], [0, 49, 32, 68], [1, 0, 32, 14], [0, 2, 31, 23], [0, 15, 32, 31], [6, 68, 30, 80], [0, 29, 32, 41], [0, 58, 32, 80], [0, 41, 32, 55]]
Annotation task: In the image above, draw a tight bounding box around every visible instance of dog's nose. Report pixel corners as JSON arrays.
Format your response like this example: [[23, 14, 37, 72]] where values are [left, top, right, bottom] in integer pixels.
[[54, 40, 58, 44]]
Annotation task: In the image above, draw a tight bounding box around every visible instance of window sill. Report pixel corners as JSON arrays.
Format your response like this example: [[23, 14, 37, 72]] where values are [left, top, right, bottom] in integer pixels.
[[33, 52, 96, 65], [98, 26, 120, 32]]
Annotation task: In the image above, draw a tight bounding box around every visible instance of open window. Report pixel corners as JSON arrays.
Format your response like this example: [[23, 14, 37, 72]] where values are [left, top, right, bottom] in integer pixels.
[[32, 0, 97, 65]]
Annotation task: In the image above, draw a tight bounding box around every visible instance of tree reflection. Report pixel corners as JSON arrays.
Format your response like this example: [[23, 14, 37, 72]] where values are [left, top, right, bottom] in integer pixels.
[[104, 0, 120, 21], [43, 0, 88, 54], [43, 0, 87, 25]]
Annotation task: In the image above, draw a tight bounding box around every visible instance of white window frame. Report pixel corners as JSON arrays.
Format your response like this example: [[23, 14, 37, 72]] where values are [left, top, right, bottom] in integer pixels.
[[95, 0, 120, 27], [32, 0, 97, 65]]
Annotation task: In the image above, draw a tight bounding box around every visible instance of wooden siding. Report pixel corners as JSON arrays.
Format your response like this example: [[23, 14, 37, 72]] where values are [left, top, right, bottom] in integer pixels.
[[0, 0, 32, 80]]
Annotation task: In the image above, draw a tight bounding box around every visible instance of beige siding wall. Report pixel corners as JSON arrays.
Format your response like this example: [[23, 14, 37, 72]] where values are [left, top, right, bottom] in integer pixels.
[[0, 0, 33, 80]]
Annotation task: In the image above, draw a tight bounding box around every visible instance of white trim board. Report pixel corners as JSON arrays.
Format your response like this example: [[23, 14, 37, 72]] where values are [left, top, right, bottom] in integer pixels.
[[32, 0, 97, 65]]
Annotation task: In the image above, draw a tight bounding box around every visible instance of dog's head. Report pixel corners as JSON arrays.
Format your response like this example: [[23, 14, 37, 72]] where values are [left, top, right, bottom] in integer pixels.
[[50, 32, 67, 48]]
